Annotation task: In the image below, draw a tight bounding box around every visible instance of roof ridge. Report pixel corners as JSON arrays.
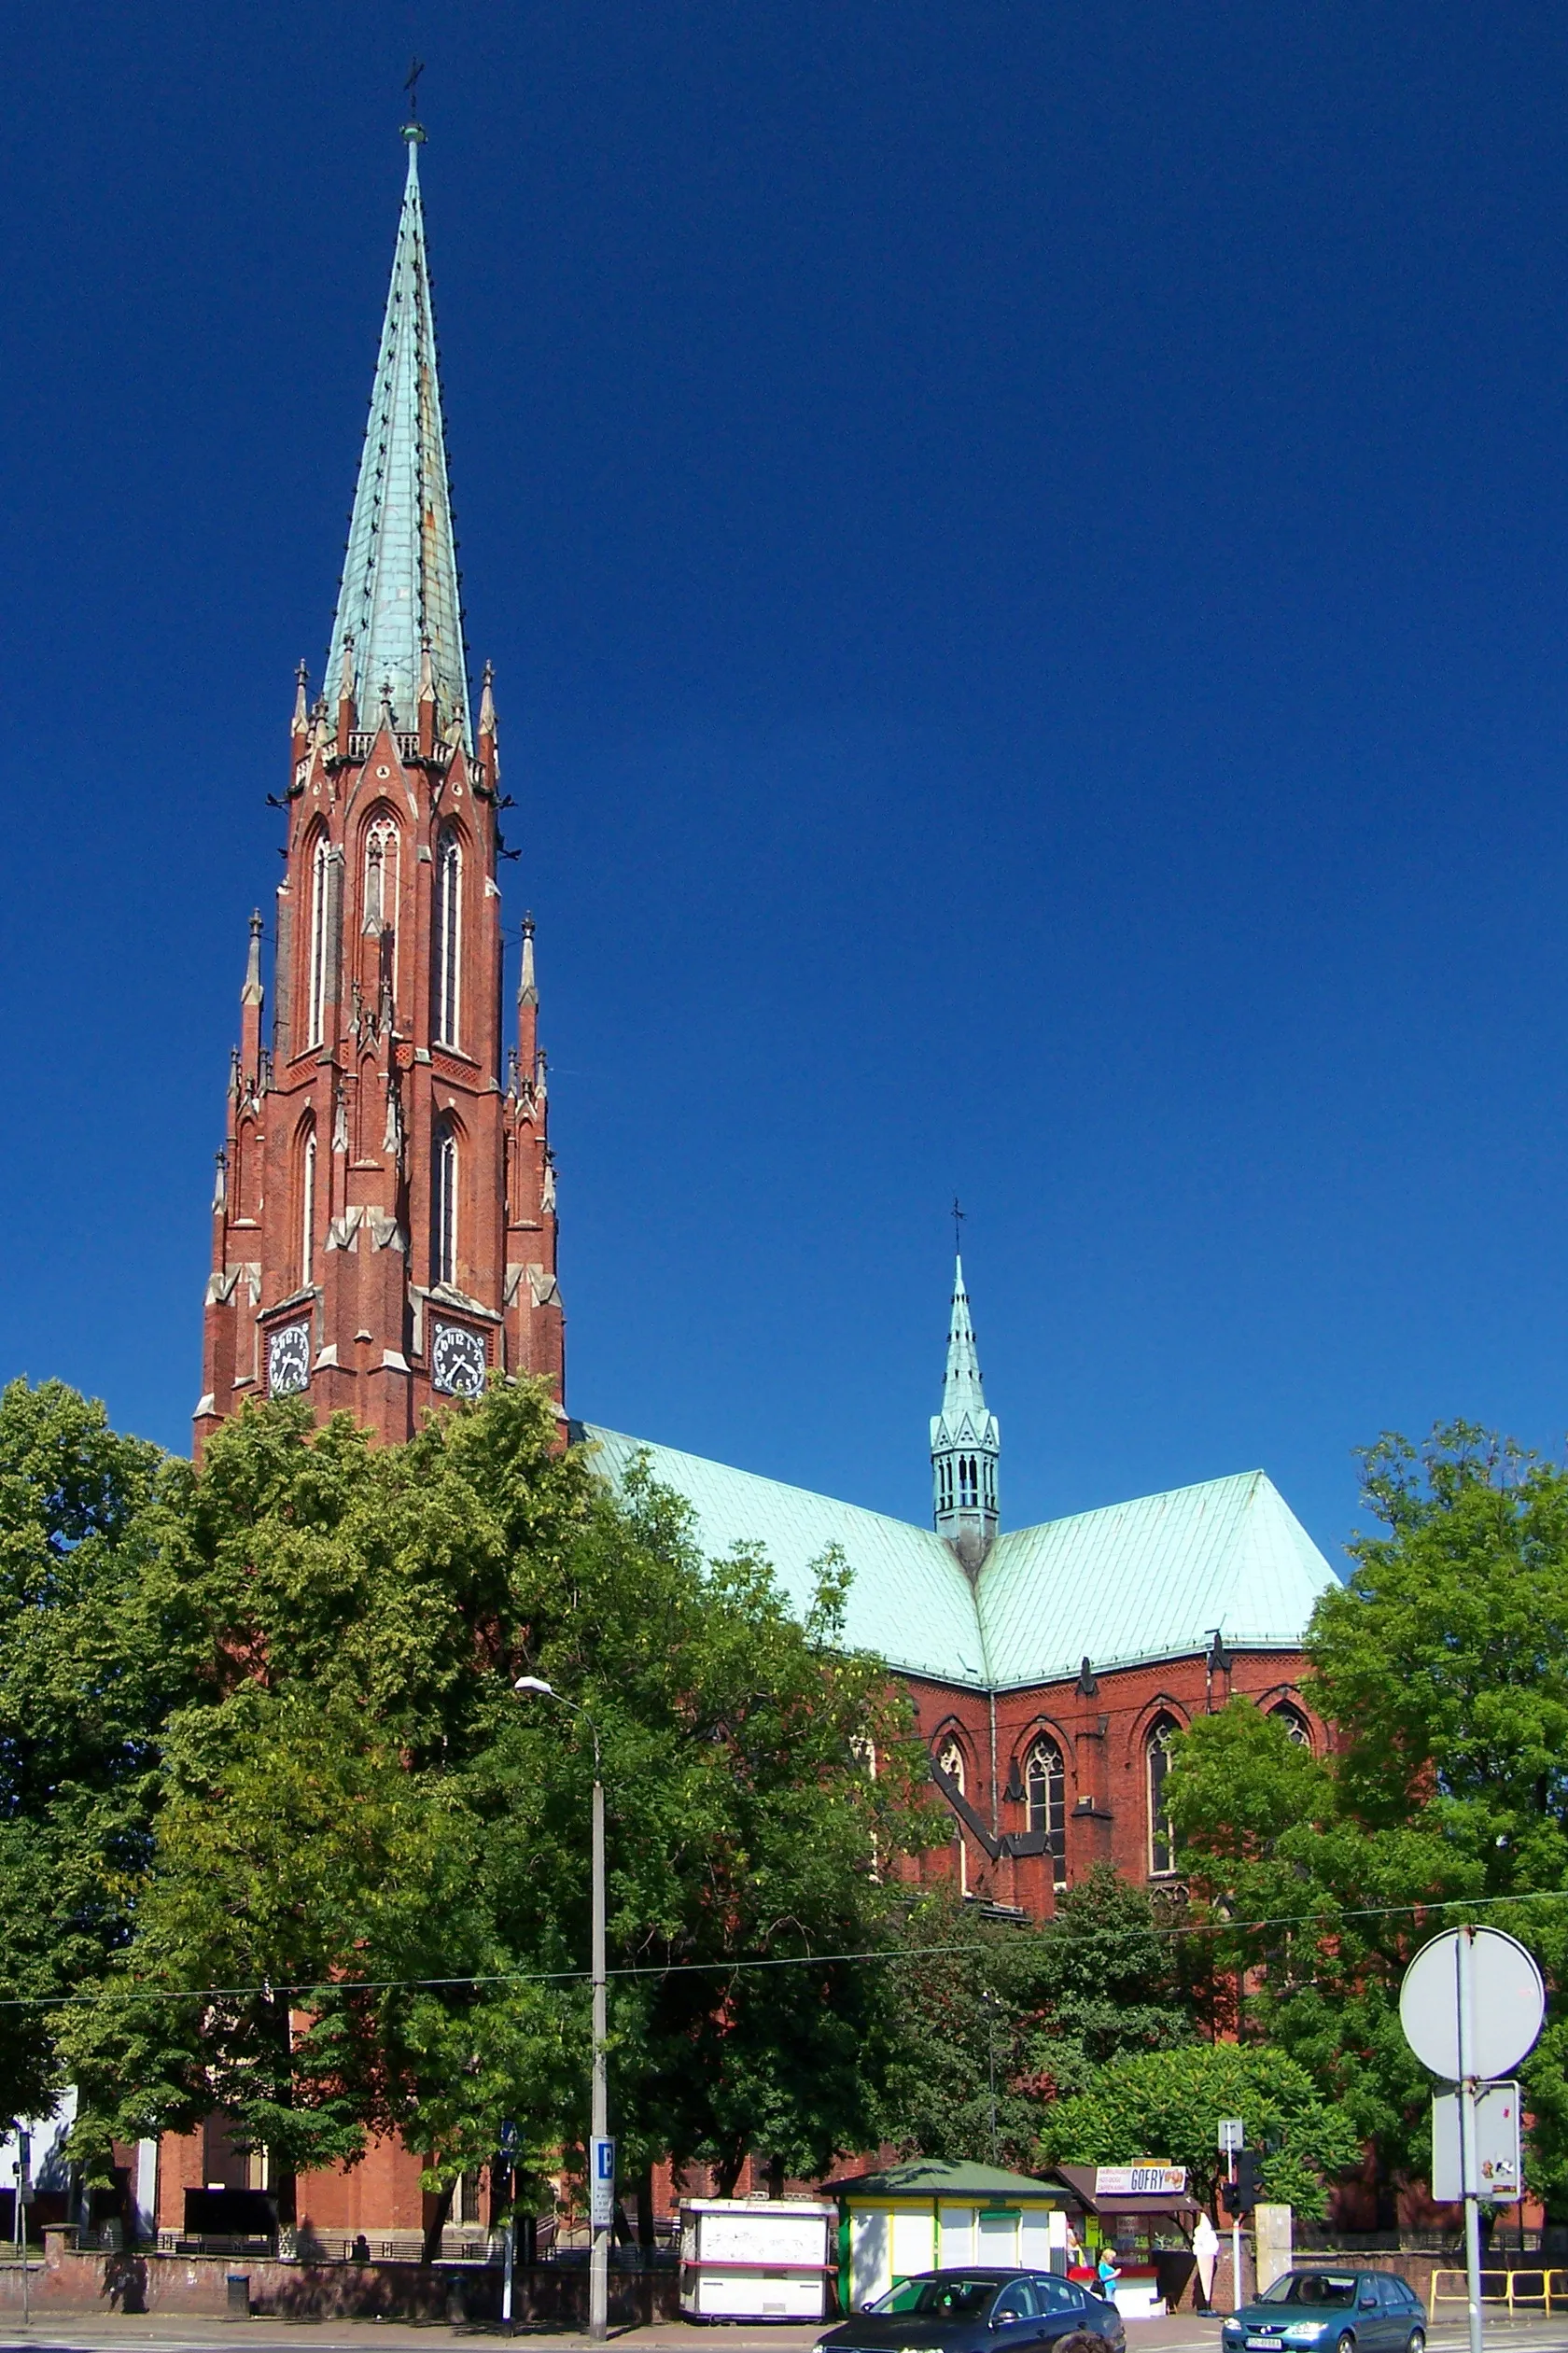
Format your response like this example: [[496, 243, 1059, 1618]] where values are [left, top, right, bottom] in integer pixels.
[[993, 1465, 1272, 1547], [581, 1422, 954, 1538]]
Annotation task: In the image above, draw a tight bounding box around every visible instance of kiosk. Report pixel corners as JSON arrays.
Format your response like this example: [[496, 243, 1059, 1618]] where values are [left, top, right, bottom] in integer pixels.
[[825, 2160, 1070, 2313], [1043, 2164, 1200, 2318], [679, 2199, 838, 2320]]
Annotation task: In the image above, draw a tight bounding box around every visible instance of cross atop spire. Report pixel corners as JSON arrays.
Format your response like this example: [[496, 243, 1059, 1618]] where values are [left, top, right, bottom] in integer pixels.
[[931, 1254, 1001, 1574], [324, 130, 469, 749]]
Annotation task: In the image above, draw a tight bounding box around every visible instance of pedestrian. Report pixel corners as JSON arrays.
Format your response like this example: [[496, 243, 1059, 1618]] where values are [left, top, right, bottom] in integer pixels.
[[1097, 2246, 1122, 2296]]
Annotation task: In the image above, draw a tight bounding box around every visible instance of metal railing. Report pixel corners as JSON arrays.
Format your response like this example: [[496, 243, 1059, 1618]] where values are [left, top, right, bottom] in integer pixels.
[[1429, 2268, 1568, 2318], [1299, 2226, 1564, 2255]]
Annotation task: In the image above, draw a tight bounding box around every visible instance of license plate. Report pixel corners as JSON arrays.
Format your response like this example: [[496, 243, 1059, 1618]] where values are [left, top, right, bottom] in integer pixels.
[[1247, 2337, 1282, 2347]]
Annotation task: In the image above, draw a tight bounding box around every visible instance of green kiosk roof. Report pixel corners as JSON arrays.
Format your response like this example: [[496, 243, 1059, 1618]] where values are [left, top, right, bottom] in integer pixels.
[[824, 2159, 1065, 2201]]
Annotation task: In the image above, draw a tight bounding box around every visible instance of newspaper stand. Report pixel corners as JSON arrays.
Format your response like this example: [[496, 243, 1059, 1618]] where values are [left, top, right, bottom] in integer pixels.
[[679, 2198, 838, 2321]]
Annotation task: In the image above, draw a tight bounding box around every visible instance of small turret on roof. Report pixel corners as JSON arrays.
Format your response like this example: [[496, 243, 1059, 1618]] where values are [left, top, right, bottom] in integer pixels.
[[931, 1254, 1001, 1574]]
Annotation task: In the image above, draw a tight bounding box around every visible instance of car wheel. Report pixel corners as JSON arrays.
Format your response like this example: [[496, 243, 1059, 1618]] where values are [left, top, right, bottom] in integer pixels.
[[1407, 2332, 1425, 2353], [1334, 2332, 1355, 2353]]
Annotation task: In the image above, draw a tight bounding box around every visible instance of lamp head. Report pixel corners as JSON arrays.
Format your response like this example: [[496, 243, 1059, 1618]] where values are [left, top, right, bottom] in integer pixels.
[[512, 1674, 554, 1696]]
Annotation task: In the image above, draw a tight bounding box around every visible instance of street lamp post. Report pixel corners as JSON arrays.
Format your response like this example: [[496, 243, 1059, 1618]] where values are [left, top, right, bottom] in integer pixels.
[[513, 1676, 609, 2343]]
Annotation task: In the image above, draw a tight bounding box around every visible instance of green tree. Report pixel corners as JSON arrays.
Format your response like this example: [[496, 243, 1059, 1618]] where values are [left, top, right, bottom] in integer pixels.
[[877, 1867, 1198, 2167], [62, 1386, 937, 2238], [1039, 2042, 1362, 2221], [0, 1379, 176, 2123], [1164, 1422, 1568, 2216]]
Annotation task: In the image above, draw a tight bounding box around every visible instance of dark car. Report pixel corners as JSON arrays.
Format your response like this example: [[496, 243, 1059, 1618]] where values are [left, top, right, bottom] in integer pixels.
[[1221, 2270, 1426, 2353], [819, 2266, 1126, 2353]]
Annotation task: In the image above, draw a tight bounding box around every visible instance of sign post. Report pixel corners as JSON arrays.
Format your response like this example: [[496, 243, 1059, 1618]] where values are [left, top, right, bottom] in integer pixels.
[[1218, 2120, 1244, 2314], [16, 2129, 30, 2328], [1457, 1932, 1484, 2353], [1399, 1927, 1547, 2353], [498, 2121, 519, 2332]]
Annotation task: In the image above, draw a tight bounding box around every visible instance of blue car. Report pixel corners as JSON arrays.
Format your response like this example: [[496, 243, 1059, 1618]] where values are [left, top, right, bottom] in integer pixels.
[[819, 2267, 1126, 2353], [1221, 2270, 1426, 2353]]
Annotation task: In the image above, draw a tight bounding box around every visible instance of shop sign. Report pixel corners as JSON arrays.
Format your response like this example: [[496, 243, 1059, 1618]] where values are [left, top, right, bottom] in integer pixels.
[[1092, 2164, 1187, 2197]]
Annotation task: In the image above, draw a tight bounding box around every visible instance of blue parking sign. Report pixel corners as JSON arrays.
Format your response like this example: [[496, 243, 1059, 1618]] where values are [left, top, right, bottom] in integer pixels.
[[590, 2136, 616, 2228]]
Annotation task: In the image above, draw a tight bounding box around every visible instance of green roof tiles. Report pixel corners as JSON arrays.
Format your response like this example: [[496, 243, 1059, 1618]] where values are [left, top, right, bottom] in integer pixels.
[[976, 1467, 1337, 1689], [823, 2158, 1064, 2201], [581, 1427, 1338, 1690], [581, 1426, 987, 1683]]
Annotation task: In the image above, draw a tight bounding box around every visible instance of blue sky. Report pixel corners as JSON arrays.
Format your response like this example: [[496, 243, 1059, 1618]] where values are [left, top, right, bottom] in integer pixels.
[[5, 3, 1568, 1566]]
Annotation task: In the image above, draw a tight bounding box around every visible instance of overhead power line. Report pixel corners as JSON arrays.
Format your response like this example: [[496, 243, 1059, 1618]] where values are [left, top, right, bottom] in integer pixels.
[[4, 1884, 1565, 2012]]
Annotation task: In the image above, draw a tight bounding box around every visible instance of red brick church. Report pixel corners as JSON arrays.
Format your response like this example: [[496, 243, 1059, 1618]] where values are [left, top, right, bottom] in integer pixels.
[[160, 122, 1336, 2252]]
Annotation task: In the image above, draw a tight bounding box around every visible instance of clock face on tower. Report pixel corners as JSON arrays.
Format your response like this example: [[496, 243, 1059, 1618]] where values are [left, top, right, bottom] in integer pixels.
[[431, 1321, 486, 1397], [267, 1321, 312, 1397]]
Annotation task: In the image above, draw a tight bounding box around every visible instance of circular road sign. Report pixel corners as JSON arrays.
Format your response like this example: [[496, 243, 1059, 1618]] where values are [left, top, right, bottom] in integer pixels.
[[1399, 1927, 1545, 2081]]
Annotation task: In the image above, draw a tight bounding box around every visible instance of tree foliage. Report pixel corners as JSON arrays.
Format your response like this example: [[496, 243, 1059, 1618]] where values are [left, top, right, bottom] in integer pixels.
[[0, 1379, 176, 2122], [53, 1384, 937, 2219], [1165, 1422, 1568, 2216], [877, 1868, 1197, 2168], [1039, 2042, 1362, 2221]]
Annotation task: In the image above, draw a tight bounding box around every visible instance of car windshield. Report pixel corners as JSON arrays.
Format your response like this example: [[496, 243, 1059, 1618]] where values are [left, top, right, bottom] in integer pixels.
[[1256, 2276, 1358, 2309], [870, 2276, 1001, 2318]]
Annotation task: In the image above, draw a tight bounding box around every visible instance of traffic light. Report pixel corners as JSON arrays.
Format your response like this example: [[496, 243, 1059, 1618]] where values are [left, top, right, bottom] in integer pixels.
[[1221, 2153, 1263, 2214]]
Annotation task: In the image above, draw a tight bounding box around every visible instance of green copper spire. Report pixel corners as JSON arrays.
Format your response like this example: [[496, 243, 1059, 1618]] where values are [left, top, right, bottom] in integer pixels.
[[326, 127, 469, 748], [931, 1254, 1001, 1574]]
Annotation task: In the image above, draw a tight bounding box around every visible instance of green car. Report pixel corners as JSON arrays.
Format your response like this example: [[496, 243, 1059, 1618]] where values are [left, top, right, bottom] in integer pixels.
[[1221, 2271, 1425, 2353]]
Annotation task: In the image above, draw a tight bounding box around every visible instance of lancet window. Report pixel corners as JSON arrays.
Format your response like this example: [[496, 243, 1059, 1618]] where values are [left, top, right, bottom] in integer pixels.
[[433, 1119, 458, 1289], [363, 818, 400, 990], [1025, 1735, 1068, 1888], [434, 827, 462, 1048], [937, 1735, 969, 1898], [1146, 1714, 1179, 1878], [307, 833, 332, 1049], [1270, 1702, 1312, 1749], [299, 1125, 317, 1289]]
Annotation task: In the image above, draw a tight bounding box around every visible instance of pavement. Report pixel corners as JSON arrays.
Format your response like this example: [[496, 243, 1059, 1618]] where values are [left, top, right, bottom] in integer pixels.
[[3, 2318, 1568, 2353]]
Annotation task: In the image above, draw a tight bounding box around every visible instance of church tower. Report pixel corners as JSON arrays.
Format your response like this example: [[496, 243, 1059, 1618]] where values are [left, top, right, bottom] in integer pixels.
[[930, 1257, 1000, 1573], [196, 125, 563, 1452]]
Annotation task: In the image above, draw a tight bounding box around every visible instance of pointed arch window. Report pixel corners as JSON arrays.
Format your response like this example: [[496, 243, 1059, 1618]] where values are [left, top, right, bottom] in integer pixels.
[[307, 833, 332, 1049], [433, 1118, 457, 1289], [937, 1736, 969, 1898], [1146, 1714, 1180, 1878], [364, 818, 400, 990], [299, 1125, 317, 1289], [434, 826, 461, 1048], [1025, 1736, 1067, 1889], [1270, 1702, 1312, 1750]]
